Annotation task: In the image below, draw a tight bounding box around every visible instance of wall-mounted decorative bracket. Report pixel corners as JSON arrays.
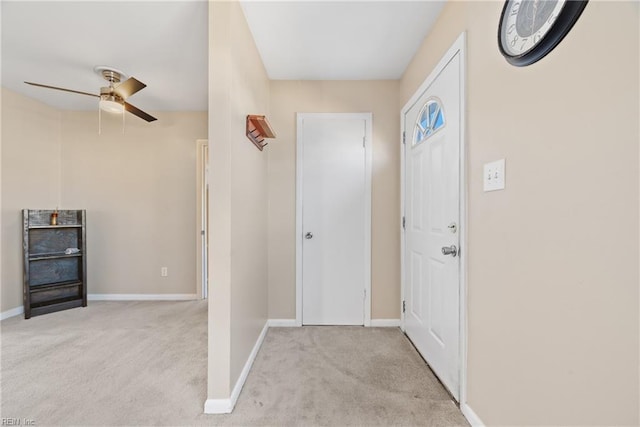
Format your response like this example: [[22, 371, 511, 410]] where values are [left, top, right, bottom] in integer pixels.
[[246, 115, 276, 151]]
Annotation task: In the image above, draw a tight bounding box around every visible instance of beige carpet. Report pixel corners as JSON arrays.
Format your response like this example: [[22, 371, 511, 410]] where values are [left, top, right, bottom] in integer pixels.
[[1, 301, 468, 426]]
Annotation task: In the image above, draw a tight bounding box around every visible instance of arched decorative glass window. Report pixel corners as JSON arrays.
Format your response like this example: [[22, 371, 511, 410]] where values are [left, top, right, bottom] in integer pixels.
[[413, 98, 445, 145]]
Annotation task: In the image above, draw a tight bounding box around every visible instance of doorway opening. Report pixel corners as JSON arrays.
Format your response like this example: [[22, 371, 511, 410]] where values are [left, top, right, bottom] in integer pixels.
[[196, 139, 209, 300]]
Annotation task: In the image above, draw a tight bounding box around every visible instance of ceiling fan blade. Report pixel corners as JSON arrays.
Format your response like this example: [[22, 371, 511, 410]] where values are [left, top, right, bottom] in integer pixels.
[[24, 81, 99, 98], [124, 102, 157, 122], [115, 77, 146, 99]]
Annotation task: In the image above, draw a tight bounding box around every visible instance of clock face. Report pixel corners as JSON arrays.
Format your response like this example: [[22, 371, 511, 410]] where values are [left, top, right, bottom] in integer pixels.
[[500, 0, 566, 57], [498, 0, 588, 66]]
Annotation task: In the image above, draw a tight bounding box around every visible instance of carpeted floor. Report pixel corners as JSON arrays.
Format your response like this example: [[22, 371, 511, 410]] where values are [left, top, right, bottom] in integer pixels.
[[1, 301, 468, 426]]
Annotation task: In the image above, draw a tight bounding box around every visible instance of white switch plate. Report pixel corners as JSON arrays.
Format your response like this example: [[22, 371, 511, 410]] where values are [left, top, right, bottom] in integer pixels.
[[161, 267, 168, 277], [483, 159, 505, 192]]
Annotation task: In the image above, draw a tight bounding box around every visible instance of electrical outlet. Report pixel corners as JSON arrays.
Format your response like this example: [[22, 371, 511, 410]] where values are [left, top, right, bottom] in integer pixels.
[[161, 267, 168, 277], [483, 159, 506, 192]]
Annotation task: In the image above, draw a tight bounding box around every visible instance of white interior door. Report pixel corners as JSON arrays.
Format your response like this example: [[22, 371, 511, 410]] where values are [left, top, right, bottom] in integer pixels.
[[297, 113, 371, 325], [403, 53, 461, 399]]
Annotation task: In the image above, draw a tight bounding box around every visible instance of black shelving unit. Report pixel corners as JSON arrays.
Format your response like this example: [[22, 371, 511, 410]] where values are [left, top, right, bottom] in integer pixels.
[[23, 209, 87, 318]]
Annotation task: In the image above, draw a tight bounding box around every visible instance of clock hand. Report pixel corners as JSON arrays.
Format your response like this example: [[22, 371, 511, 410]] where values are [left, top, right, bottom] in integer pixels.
[[532, 0, 539, 37]]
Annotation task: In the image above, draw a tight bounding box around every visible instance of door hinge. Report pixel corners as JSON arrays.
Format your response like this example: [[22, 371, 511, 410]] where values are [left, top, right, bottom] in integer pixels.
[[364, 289, 367, 300], [402, 300, 406, 313], [402, 216, 406, 230], [402, 131, 406, 145]]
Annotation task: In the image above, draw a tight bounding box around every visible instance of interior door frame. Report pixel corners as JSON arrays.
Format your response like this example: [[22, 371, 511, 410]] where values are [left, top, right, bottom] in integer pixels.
[[400, 32, 468, 404], [295, 113, 373, 327], [196, 139, 209, 300]]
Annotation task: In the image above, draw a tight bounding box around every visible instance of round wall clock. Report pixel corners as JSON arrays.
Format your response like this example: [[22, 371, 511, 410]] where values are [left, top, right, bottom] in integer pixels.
[[498, 0, 588, 67]]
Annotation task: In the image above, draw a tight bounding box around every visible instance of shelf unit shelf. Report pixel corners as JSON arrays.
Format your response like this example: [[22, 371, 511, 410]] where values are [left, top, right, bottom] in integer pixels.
[[29, 280, 83, 292], [28, 225, 83, 229], [30, 298, 84, 316], [23, 209, 87, 319], [29, 252, 83, 261]]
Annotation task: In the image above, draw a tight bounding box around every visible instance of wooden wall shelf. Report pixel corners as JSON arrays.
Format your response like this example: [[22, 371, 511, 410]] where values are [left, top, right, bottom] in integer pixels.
[[246, 115, 276, 151]]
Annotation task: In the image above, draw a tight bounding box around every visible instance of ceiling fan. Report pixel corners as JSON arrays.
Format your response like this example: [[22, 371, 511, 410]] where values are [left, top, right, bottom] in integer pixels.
[[25, 66, 157, 122]]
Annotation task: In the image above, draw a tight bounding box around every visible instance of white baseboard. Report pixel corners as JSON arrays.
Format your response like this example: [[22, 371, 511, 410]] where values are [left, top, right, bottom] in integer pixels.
[[203, 398, 233, 414], [370, 319, 401, 327], [88, 294, 198, 301], [461, 402, 485, 427], [267, 319, 401, 327], [267, 318, 298, 327], [1, 306, 24, 321], [204, 320, 269, 414]]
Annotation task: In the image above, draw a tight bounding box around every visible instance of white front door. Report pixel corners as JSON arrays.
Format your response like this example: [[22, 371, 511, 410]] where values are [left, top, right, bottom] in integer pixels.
[[297, 113, 372, 325], [403, 52, 461, 399]]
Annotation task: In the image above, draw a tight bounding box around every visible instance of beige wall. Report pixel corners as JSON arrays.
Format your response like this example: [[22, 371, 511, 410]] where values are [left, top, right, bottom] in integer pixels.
[[267, 81, 400, 319], [401, 1, 639, 424], [1, 88, 62, 312], [1, 90, 3, 313], [1, 88, 206, 312], [208, 0, 269, 400], [60, 111, 207, 296]]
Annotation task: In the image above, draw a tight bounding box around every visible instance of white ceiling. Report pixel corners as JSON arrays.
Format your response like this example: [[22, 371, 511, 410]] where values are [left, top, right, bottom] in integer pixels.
[[240, 0, 445, 80], [1, 1, 444, 112]]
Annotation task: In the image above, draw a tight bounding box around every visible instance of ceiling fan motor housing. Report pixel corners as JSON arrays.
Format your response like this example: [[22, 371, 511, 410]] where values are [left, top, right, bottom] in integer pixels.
[[94, 66, 127, 83], [100, 86, 123, 103], [101, 69, 121, 84]]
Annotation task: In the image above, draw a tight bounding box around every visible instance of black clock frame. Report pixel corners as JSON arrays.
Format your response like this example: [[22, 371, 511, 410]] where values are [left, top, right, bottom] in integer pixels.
[[498, 0, 589, 67]]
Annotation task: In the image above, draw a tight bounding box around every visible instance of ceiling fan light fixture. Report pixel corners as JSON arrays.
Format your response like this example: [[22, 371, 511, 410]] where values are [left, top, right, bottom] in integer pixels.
[[99, 95, 124, 114]]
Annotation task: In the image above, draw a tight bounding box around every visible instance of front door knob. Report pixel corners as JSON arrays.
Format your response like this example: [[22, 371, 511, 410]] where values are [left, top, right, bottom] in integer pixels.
[[441, 244, 458, 257], [305, 232, 313, 240]]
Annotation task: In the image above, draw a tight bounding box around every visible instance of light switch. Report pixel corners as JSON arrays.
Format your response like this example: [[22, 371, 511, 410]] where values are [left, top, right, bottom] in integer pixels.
[[483, 159, 505, 192]]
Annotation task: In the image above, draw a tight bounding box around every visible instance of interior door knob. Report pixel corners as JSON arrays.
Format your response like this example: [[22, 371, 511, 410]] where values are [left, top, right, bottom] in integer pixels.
[[305, 232, 313, 240], [441, 244, 458, 257]]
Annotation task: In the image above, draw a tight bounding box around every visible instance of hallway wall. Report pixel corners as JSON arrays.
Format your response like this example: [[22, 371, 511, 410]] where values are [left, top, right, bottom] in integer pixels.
[[267, 80, 400, 320], [207, 0, 270, 401], [401, 1, 639, 424]]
